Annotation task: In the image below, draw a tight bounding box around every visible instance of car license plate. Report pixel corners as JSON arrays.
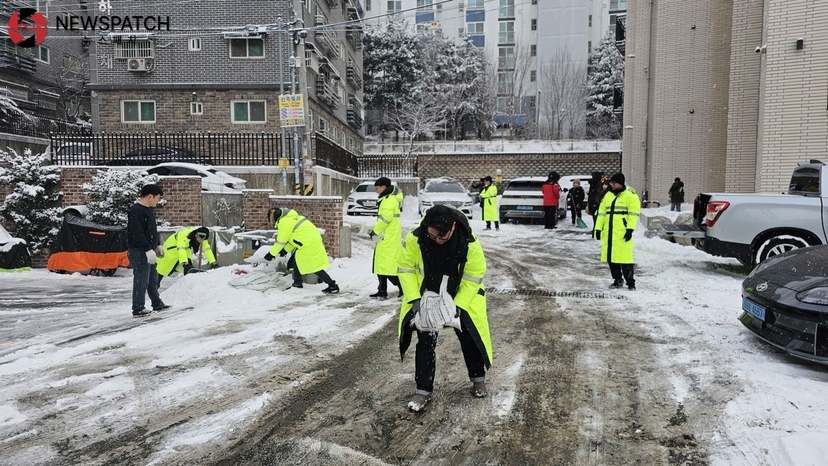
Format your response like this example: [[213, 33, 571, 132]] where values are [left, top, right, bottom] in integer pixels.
[[516, 205, 533, 211], [363, 200, 376, 208], [742, 298, 766, 321]]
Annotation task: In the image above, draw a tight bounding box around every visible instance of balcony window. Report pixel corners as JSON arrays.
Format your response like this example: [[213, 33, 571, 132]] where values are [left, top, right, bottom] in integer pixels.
[[498, 21, 514, 44], [387, 0, 401, 12], [499, 0, 514, 18], [467, 0, 484, 8], [467, 22, 484, 35], [498, 46, 514, 69]]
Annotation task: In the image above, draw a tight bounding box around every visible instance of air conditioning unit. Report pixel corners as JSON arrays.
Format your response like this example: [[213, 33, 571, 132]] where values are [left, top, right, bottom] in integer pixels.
[[127, 58, 147, 71]]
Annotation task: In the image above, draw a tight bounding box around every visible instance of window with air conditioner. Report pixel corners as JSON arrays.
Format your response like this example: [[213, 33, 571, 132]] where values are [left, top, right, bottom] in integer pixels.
[[229, 38, 264, 58], [188, 37, 202, 51], [190, 102, 203, 115], [115, 40, 154, 59], [122, 100, 156, 123], [232, 100, 266, 123]]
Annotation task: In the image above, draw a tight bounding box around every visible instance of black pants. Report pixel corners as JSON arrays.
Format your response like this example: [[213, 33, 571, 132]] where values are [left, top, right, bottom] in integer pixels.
[[289, 253, 335, 286], [570, 207, 582, 224], [377, 274, 401, 292], [609, 262, 635, 287], [415, 318, 486, 394], [544, 206, 557, 229], [670, 202, 681, 211], [485, 221, 499, 229]]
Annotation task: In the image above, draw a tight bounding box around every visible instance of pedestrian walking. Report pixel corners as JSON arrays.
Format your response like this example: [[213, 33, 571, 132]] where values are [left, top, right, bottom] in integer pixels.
[[369, 177, 403, 300], [479, 176, 499, 231], [263, 207, 339, 294], [541, 171, 561, 229], [595, 173, 641, 290], [568, 179, 586, 225], [126, 184, 168, 317], [397, 205, 492, 412], [669, 177, 685, 212], [156, 226, 217, 282]]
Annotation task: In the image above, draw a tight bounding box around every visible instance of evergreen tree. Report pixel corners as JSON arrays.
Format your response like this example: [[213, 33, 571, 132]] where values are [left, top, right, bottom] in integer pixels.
[[585, 32, 625, 139], [0, 148, 62, 254], [363, 19, 425, 134], [82, 169, 160, 226]]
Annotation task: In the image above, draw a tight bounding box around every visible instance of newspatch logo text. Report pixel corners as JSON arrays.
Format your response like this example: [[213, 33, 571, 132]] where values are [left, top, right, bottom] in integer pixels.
[[56, 15, 170, 31]]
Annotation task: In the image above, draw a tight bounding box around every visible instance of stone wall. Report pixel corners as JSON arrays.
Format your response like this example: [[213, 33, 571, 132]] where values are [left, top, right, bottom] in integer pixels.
[[417, 152, 621, 187], [242, 190, 343, 258]]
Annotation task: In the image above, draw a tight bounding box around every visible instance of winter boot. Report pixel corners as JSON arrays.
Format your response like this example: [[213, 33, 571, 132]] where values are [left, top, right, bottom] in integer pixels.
[[408, 393, 430, 412], [609, 279, 624, 289], [370, 290, 388, 300], [322, 283, 340, 294], [472, 381, 488, 398], [286, 282, 303, 291]]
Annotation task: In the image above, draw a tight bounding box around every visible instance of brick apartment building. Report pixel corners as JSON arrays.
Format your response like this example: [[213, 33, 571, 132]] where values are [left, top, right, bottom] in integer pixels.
[[87, 0, 365, 155], [622, 0, 828, 201]]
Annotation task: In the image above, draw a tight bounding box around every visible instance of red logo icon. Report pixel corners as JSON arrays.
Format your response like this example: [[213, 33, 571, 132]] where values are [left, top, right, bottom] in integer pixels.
[[8, 9, 48, 48]]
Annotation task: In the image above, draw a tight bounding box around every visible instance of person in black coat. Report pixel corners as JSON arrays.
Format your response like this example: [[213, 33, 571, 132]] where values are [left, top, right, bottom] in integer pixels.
[[586, 171, 604, 230], [567, 179, 586, 225], [669, 177, 685, 211]]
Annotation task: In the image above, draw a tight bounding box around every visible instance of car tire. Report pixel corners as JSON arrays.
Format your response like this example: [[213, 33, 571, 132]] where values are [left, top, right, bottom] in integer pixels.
[[347, 212, 355, 216], [754, 234, 811, 265]]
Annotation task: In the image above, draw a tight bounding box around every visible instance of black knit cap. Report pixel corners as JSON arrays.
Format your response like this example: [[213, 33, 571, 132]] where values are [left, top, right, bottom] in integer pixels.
[[610, 172, 625, 185], [483, 176, 493, 182], [374, 177, 391, 187]]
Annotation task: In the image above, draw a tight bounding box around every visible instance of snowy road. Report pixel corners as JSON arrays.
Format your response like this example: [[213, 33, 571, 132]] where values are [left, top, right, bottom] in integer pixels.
[[3, 207, 828, 465]]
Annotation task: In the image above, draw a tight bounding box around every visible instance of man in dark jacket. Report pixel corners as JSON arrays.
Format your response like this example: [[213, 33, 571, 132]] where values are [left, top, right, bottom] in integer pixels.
[[567, 179, 586, 225], [669, 177, 685, 211], [127, 184, 167, 317]]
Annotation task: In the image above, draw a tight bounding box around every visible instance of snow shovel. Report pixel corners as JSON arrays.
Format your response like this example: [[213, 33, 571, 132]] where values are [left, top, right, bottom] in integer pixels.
[[571, 197, 588, 229], [576, 217, 588, 229]]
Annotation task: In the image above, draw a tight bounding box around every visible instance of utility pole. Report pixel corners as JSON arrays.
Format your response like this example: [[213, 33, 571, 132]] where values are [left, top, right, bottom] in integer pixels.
[[289, 25, 307, 193], [277, 16, 288, 194]]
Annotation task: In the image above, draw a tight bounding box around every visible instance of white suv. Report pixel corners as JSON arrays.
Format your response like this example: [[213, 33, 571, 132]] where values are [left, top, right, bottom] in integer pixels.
[[418, 177, 474, 218], [498, 177, 546, 224], [346, 180, 402, 216]]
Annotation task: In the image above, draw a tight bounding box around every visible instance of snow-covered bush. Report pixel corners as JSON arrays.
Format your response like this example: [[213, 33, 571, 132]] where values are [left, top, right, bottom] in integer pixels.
[[82, 169, 160, 226], [0, 148, 62, 254]]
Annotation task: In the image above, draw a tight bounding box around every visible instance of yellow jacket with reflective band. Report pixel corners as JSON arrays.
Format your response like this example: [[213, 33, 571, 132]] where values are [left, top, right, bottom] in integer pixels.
[[156, 227, 216, 276], [396, 229, 492, 367], [372, 189, 402, 276], [595, 187, 640, 264], [480, 184, 499, 221], [268, 209, 330, 274]]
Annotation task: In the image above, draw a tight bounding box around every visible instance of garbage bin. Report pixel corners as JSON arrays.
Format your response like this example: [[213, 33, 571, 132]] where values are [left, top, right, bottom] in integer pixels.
[[231, 230, 277, 264]]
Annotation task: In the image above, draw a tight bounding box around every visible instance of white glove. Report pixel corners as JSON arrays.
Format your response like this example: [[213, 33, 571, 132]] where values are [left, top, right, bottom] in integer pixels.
[[145, 249, 157, 264], [155, 247, 165, 258]]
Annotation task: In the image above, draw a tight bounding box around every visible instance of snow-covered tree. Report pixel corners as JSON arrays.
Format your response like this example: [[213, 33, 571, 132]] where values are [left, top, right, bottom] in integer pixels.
[[586, 32, 625, 139], [82, 169, 160, 226], [0, 148, 62, 254], [363, 19, 425, 136]]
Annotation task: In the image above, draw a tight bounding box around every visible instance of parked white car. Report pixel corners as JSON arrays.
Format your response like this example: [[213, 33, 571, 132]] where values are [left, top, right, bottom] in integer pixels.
[[498, 177, 546, 224], [144, 163, 247, 192], [346, 180, 402, 215], [418, 177, 474, 218]]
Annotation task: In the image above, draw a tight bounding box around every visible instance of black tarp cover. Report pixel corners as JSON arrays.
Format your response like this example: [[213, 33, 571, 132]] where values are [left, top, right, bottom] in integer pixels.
[[0, 224, 31, 272], [47, 215, 130, 273]]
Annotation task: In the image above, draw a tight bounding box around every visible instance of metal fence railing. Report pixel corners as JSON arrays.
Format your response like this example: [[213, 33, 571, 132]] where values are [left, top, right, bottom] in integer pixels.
[[313, 133, 359, 176], [356, 154, 418, 178], [49, 132, 296, 166], [1, 112, 90, 139]]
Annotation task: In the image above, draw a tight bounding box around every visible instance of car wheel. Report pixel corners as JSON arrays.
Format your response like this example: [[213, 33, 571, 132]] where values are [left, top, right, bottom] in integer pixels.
[[754, 234, 811, 265]]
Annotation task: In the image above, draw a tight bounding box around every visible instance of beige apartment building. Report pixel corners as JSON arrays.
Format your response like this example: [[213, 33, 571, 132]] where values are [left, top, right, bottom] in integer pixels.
[[622, 0, 828, 203]]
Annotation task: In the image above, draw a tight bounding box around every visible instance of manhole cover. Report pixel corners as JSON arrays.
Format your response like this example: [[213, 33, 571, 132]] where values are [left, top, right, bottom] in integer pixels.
[[487, 287, 627, 300]]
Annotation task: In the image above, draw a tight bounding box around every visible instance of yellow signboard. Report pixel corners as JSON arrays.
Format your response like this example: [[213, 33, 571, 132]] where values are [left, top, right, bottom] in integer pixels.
[[278, 158, 289, 169], [279, 94, 305, 127]]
